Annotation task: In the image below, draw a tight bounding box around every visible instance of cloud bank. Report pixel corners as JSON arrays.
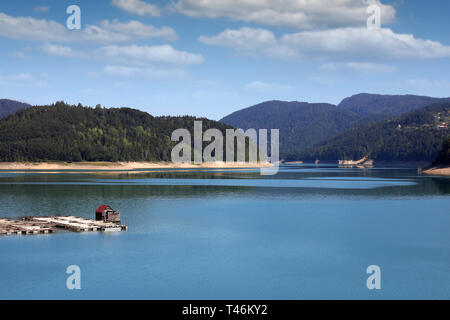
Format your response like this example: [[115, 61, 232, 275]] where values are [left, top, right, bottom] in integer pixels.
[[173, 0, 396, 29], [0, 13, 176, 43], [199, 27, 450, 61]]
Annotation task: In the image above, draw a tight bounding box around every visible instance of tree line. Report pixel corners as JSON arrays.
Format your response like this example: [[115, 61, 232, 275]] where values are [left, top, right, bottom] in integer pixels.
[[0, 102, 234, 162], [285, 103, 450, 162]]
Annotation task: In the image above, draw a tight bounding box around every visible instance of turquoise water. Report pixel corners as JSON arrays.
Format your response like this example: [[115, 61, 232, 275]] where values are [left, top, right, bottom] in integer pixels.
[[0, 165, 449, 299]]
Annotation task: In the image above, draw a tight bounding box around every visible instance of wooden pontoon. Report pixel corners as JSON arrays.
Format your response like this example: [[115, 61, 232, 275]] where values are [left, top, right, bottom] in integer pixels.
[[0, 205, 127, 236], [24, 216, 128, 233], [0, 218, 53, 236]]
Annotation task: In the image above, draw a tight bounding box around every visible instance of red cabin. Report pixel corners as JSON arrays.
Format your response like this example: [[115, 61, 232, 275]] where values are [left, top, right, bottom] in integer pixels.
[[95, 205, 121, 223]]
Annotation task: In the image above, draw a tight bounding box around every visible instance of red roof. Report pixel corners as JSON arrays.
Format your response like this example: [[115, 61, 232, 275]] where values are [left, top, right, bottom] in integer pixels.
[[96, 205, 111, 213]]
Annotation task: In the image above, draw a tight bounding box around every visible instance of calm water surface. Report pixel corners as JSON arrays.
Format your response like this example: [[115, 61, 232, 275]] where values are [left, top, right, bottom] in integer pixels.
[[0, 164, 449, 299]]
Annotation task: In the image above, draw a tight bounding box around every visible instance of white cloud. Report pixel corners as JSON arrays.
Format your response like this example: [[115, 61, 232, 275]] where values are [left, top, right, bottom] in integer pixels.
[[99, 20, 177, 41], [0, 72, 48, 87], [279, 27, 450, 60], [0, 13, 175, 43], [41, 43, 204, 78], [244, 81, 291, 92], [111, 0, 161, 16], [199, 27, 450, 61], [173, 0, 396, 29], [42, 43, 86, 58], [319, 62, 396, 74], [96, 45, 204, 65], [199, 27, 276, 52], [102, 65, 186, 79], [0, 13, 69, 42]]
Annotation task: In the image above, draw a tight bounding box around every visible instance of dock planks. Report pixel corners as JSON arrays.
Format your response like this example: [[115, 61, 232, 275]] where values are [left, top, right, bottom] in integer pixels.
[[0, 218, 53, 236], [0, 216, 127, 236]]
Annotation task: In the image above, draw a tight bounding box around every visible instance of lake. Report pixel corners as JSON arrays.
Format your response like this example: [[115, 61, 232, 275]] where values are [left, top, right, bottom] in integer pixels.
[[0, 164, 449, 299]]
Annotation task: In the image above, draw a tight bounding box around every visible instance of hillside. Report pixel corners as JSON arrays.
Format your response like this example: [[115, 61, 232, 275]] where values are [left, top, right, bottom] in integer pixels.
[[432, 138, 450, 166], [286, 103, 450, 162], [0, 99, 31, 118], [0, 102, 233, 162], [338, 93, 450, 117], [220, 100, 363, 155], [220, 94, 450, 156]]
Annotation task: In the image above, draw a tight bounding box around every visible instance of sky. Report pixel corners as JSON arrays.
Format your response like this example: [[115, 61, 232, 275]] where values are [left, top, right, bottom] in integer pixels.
[[1, 0, 450, 120]]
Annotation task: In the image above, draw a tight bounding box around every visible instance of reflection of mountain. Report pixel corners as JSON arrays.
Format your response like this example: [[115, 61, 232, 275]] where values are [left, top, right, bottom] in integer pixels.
[[430, 177, 450, 194], [1, 168, 448, 207]]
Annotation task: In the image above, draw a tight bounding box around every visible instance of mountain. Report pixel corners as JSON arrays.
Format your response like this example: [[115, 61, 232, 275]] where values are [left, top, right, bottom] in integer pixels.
[[338, 93, 450, 117], [0, 99, 31, 118], [220, 100, 363, 155], [0, 101, 233, 162], [220, 94, 450, 157], [287, 103, 450, 162]]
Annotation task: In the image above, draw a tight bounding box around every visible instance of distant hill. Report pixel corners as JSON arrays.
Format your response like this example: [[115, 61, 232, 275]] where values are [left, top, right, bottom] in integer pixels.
[[287, 103, 450, 162], [0, 99, 31, 118], [220, 94, 450, 157], [0, 102, 233, 162], [220, 100, 363, 155], [338, 93, 450, 117]]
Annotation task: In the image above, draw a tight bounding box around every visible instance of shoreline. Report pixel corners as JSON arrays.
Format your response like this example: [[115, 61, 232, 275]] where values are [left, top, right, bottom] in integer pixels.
[[0, 161, 273, 172], [423, 166, 450, 176]]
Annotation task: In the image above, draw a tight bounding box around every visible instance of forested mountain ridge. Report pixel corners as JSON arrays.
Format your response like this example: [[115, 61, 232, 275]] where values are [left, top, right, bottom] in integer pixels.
[[338, 93, 450, 117], [286, 103, 450, 162], [220, 100, 364, 155], [3, 95, 449, 163], [0, 102, 233, 162], [220, 94, 450, 156], [0, 99, 31, 118]]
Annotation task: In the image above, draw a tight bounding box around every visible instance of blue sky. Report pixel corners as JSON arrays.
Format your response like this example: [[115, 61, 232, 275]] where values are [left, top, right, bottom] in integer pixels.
[[1, 0, 450, 120]]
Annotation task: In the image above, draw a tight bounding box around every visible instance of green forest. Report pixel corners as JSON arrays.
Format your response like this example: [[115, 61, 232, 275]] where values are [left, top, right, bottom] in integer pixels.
[[1, 99, 449, 164], [286, 103, 450, 162], [0, 102, 234, 162], [433, 138, 450, 166], [220, 100, 365, 155]]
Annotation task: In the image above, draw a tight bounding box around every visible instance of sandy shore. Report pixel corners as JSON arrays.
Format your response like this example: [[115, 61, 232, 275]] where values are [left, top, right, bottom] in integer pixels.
[[423, 166, 450, 176], [0, 161, 273, 171]]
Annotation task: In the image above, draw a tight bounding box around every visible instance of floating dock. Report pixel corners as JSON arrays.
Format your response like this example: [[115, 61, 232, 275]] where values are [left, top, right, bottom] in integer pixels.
[[0, 218, 53, 236], [0, 216, 127, 236]]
